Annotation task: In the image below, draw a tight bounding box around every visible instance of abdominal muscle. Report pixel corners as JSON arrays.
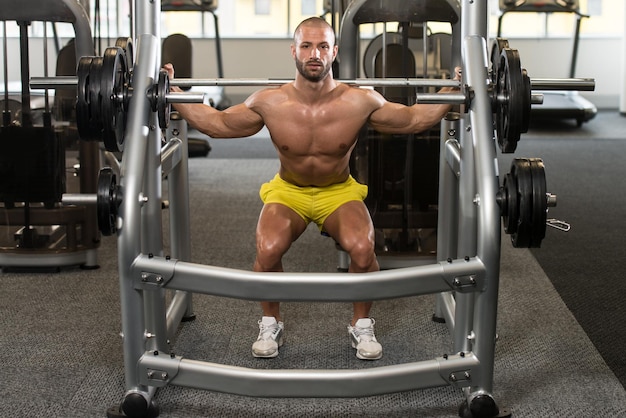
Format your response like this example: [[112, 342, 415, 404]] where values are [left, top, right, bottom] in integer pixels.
[[277, 153, 352, 187]]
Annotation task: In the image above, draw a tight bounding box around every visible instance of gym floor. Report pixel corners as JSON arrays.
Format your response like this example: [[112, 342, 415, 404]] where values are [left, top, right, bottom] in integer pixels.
[[0, 109, 625, 417]]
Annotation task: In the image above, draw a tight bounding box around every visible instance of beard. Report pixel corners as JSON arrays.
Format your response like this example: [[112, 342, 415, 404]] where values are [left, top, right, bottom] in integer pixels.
[[295, 57, 332, 82]]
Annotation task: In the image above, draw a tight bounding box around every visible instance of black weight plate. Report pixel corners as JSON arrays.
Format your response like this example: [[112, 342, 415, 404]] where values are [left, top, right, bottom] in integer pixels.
[[97, 167, 118, 236], [76, 56, 98, 141], [115, 36, 134, 72], [529, 158, 547, 247], [511, 158, 532, 248], [157, 70, 170, 129], [496, 48, 524, 154], [88, 56, 104, 140], [490, 38, 509, 85], [101, 47, 128, 152], [521, 69, 531, 134], [502, 171, 518, 234]]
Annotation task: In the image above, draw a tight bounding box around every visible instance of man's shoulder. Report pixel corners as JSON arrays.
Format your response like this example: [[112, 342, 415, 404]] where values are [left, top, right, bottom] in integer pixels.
[[247, 85, 291, 106], [336, 82, 385, 108]]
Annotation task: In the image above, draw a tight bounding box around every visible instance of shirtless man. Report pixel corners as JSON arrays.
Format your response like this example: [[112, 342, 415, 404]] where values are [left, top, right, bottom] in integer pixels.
[[163, 16, 459, 360]]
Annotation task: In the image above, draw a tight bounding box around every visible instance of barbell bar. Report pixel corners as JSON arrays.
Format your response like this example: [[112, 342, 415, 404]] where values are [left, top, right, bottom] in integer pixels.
[[30, 76, 206, 104], [30, 76, 460, 89], [26, 75, 581, 111], [31, 75, 594, 91]]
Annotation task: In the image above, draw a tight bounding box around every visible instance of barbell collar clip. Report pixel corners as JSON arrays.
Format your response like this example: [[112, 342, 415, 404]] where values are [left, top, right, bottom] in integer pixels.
[[546, 219, 571, 232]]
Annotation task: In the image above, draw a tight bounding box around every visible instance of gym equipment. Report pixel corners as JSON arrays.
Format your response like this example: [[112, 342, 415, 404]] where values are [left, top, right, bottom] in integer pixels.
[[32, 63, 592, 155], [497, 0, 597, 126], [161, 0, 231, 110], [48, 45, 205, 152], [497, 158, 556, 248], [32, 0, 593, 416], [0, 0, 101, 270]]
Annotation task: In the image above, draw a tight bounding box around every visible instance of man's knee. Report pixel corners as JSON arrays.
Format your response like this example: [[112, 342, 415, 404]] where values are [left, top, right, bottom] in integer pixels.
[[256, 235, 290, 265], [345, 238, 377, 271]]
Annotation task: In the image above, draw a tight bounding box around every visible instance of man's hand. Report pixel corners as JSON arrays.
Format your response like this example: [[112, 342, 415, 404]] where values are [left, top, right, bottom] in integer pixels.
[[452, 66, 462, 85], [162, 63, 182, 93]]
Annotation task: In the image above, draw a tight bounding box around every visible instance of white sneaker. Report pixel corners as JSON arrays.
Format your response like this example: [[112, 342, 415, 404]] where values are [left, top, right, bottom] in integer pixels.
[[252, 316, 284, 358], [348, 318, 383, 360]]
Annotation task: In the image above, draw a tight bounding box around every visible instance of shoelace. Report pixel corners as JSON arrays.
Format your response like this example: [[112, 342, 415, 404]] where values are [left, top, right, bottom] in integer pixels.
[[353, 325, 375, 342], [258, 322, 279, 340]]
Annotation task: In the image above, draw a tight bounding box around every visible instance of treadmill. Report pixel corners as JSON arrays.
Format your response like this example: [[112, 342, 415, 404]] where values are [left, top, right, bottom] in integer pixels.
[[498, 0, 597, 126], [161, 0, 231, 110]]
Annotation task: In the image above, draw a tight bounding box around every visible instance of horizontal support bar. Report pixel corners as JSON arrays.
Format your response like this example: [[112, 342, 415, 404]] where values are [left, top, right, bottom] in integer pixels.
[[530, 78, 595, 91], [31, 75, 77, 88], [139, 351, 480, 397], [165, 92, 206, 104], [62, 193, 96, 205], [417, 92, 466, 104], [132, 254, 486, 301]]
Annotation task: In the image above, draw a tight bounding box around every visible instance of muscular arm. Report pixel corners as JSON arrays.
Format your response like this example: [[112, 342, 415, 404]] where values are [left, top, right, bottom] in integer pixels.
[[163, 63, 264, 138], [368, 68, 461, 135]]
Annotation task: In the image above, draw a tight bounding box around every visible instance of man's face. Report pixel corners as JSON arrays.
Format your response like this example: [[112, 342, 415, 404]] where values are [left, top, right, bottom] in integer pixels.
[[292, 25, 337, 82]]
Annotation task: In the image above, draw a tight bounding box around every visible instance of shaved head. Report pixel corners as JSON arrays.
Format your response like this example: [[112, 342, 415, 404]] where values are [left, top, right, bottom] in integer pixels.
[[293, 17, 336, 46]]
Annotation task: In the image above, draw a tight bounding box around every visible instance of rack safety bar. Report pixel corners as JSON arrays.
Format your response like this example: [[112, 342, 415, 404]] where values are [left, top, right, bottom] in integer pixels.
[[132, 254, 487, 301], [138, 351, 481, 397]]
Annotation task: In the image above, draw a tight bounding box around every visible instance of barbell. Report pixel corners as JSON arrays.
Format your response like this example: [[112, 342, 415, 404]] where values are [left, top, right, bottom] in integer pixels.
[[30, 37, 594, 155], [47, 38, 575, 245]]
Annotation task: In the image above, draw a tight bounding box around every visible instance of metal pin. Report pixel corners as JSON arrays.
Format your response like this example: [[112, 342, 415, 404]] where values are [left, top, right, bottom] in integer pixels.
[[546, 219, 571, 232]]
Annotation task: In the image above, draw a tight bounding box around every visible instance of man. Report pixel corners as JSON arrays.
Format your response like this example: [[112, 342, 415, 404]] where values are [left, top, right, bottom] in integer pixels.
[[163, 16, 459, 360]]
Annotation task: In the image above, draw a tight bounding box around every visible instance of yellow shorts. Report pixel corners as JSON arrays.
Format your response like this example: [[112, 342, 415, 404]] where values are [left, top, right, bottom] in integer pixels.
[[259, 174, 368, 230]]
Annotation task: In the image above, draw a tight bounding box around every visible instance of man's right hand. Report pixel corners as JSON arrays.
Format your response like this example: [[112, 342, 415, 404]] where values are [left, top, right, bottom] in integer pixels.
[[162, 63, 182, 93]]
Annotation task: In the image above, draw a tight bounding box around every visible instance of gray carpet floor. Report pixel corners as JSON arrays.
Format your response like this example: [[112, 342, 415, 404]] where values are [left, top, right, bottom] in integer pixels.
[[1, 153, 626, 417]]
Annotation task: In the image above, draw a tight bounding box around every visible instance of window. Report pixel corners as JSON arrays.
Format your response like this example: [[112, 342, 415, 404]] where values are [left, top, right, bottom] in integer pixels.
[[0, 0, 622, 39], [301, 0, 317, 16], [255, 0, 271, 16], [491, 0, 624, 38]]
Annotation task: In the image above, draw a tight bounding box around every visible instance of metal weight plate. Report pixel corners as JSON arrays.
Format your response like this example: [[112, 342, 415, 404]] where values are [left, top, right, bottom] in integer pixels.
[[101, 47, 128, 152], [157, 70, 170, 129], [510, 158, 532, 248], [496, 48, 524, 154], [529, 158, 547, 247], [76, 56, 99, 141], [96, 167, 119, 236], [115, 37, 134, 72]]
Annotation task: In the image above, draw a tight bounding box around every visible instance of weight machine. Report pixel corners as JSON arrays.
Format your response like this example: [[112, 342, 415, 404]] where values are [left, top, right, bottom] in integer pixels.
[[0, 0, 101, 270], [31, 0, 593, 416]]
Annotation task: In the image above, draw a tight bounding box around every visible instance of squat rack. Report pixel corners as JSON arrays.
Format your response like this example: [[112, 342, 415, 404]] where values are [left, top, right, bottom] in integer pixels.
[[29, 0, 590, 417]]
